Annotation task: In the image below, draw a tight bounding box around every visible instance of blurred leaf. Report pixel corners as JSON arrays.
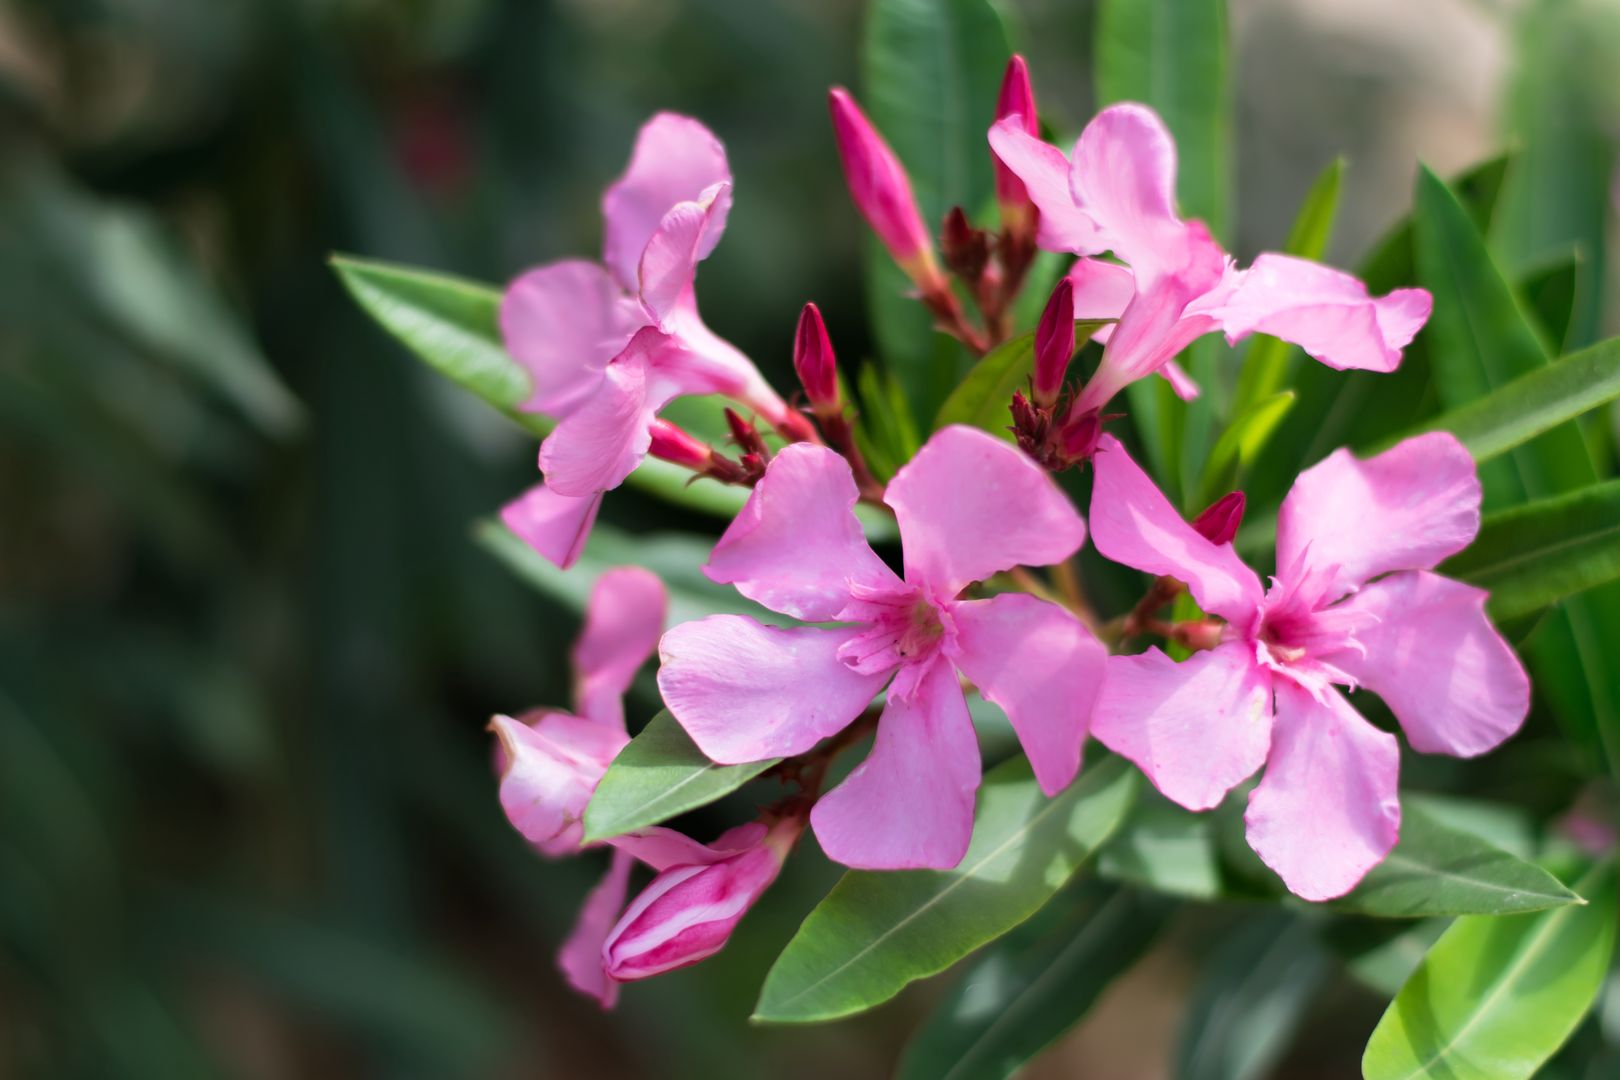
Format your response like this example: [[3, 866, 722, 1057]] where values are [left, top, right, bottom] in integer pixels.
[[1193, 390, 1295, 509], [1520, 254, 1581, 355], [752, 755, 1137, 1023], [1442, 479, 1620, 622], [894, 883, 1171, 1080], [854, 360, 923, 480], [1362, 859, 1617, 1080], [1336, 918, 1451, 998], [583, 711, 780, 842], [1174, 912, 1331, 1080], [1096, 791, 1223, 901], [932, 322, 1108, 437]]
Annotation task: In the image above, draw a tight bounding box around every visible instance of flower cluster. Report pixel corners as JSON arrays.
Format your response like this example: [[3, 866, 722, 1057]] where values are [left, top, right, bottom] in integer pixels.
[[483, 57, 1528, 1005]]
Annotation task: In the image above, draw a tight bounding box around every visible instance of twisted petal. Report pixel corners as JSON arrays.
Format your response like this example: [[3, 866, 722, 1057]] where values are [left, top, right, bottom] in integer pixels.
[[500, 483, 602, 570], [950, 593, 1106, 795], [572, 567, 668, 729], [812, 661, 980, 870], [602, 113, 731, 292], [556, 849, 632, 1008], [987, 119, 1108, 254], [540, 329, 678, 497], [886, 425, 1086, 595], [637, 183, 731, 323], [1245, 681, 1401, 901], [706, 444, 900, 621], [1276, 432, 1480, 600], [657, 617, 889, 763], [1069, 103, 1182, 276], [1327, 571, 1530, 758], [491, 711, 628, 857], [1089, 436, 1263, 624], [500, 260, 645, 416]]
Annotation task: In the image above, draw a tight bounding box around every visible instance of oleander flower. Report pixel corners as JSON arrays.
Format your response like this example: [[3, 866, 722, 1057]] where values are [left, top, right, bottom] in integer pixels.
[[1086, 432, 1530, 900]]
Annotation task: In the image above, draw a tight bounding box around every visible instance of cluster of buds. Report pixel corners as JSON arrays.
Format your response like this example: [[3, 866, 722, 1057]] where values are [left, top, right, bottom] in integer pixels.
[[1011, 278, 1118, 470]]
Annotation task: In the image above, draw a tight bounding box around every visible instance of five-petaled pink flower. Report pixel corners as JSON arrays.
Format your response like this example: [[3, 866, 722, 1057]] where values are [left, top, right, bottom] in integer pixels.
[[499, 113, 800, 568], [1086, 432, 1530, 900], [989, 101, 1432, 445], [657, 425, 1106, 870]]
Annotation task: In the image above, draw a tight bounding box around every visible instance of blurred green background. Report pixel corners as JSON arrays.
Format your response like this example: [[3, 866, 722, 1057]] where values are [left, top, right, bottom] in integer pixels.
[[3, 0, 1618, 1077]]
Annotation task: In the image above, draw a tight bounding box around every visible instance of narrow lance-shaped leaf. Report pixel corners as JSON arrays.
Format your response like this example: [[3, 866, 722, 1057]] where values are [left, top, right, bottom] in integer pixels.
[[752, 755, 1138, 1024], [582, 712, 780, 843], [1194, 390, 1295, 510]]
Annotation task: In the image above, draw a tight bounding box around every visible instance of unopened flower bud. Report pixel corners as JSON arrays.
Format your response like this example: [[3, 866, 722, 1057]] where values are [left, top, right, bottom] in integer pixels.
[[489, 712, 628, 858], [793, 303, 841, 416], [828, 87, 941, 289], [941, 207, 990, 282], [1033, 277, 1075, 407], [1191, 490, 1246, 547], [647, 419, 714, 472], [993, 55, 1039, 236]]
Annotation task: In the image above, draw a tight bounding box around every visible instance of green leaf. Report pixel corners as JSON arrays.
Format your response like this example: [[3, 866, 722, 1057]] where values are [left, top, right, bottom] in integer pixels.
[[1442, 479, 1620, 622], [582, 711, 779, 842], [1520, 253, 1581, 355], [932, 321, 1109, 437], [1362, 859, 1617, 1080], [1332, 803, 1581, 918], [894, 883, 1171, 1080], [1097, 791, 1224, 901], [1193, 390, 1295, 510], [752, 755, 1137, 1023]]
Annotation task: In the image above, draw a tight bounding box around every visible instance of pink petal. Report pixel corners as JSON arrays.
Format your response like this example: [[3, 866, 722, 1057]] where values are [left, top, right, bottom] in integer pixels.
[[1065, 257, 1136, 321], [539, 329, 675, 497], [986, 119, 1108, 254], [950, 593, 1107, 795], [705, 443, 900, 621], [650, 303, 787, 425], [1275, 432, 1481, 600], [1068, 103, 1182, 275], [572, 567, 668, 729], [500, 260, 645, 417], [1090, 644, 1272, 811], [609, 825, 730, 872], [1089, 435, 1263, 623], [557, 849, 632, 1008], [602, 113, 731, 292], [490, 711, 628, 857], [1245, 681, 1401, 901], [636, 183, 731, 323], [1326, 571, 1529, 758], [886, 425, 1086, 595], [1158, 360, 1200, 401], [811, 661, 980, 870], [657, 617, 890, 764], [1212, 254, 1432, 372], [499, 483, 603, 570]]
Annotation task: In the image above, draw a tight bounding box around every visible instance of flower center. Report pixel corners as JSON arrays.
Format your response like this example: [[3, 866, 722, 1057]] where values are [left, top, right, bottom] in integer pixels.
[[835, 584, 955, 681]]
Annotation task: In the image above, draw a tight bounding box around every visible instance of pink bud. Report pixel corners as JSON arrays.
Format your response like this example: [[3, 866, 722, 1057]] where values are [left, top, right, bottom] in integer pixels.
[[793, 303, 840, 414], [993, 55, 1038, 229], [489, 712, 628, 858], [1191, 491, 1246, 546], [648, 419, 714, 472], [1033, 277, 1075, 407], [602, 819, 798, 980], [828, 87, 937, 284]]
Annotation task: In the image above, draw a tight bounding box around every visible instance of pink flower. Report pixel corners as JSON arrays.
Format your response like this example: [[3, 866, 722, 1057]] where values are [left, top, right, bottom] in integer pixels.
[[827, 88, 942, 290], [1086, 433, 1530, 901], [657, 425, 1106, 870], [988, 102, 1431, 428], [602, 818, 798, 981], [499, 113, 797, 566], [488, 567, 667, 1005]]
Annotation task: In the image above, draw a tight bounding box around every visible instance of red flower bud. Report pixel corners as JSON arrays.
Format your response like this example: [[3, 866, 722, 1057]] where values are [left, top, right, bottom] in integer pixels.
[[1192, 491, 1246, 547], [1033, 277, 1075, 407], [993, 55, 1039, 233], [647, 419, 714, 472], [828, 87, 940, 287], [793, 303, 840, 415]]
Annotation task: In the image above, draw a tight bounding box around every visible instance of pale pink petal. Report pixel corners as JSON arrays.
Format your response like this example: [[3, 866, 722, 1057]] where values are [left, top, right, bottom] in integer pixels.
[[950, 593, 1107, 795], [636, 183, 730, 323], [1065, 257, 1136, 321], [500, 261, 646, 416], [657, 617, 890, 763], [650, 302, 788, 425], [987, 119, 1108, 254], [885, 425, 1086, 595], [1211, 254, 1431, 373], [490, 711, 628, 857], [1326, 571, 1530, 758], [602, 113, 731, 291], [499, 484, 602, 570], [557, 849, 632, 1007], [1090, 644, 1272, 811], [1069, 104, 1182, 275], [1158, 360, 1200, 400], [1089, 435, 1263, 623], [572, 567, 668, 729], [609, 825, 730, 871], [811, 661, 980, 870], [539, 329, 677, 497], [1275, 432, 1480, 600], [1245, 681, 1401, 901], [706, 443, 901, 620]]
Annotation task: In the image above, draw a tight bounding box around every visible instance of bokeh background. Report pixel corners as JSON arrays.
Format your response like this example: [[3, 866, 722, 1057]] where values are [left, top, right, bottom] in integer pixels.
[[3, 0, 1618, 1077]]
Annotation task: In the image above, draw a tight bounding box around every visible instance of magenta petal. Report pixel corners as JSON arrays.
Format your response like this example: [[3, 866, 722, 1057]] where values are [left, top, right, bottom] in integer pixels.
[[501, 260, 645, 417], [1276, 432, 1481, 600], [602, 113, 731, 292], [1068, 103, 1182, 274], [1328, 571, 1529, 758], [950, 593, 1106, 795], [1245, 681, 1401, 902], [812, 661, 980, 870], [1214, 254, 1431, 372], [986, 118, 1108, 254], [557, 849, 632, 1007], [1090, 644, 1272, 811], [1089, 435, 1263, 623], [636, 183, 730, 323], [500, 483, 603, 570], [706, 444, 900, 621], [886, 425, 1086, 595], [571, 567, 668, 730], [540, 330, 674, 497], [657, 617, 889, 763], [609, 825, 728, 872]]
